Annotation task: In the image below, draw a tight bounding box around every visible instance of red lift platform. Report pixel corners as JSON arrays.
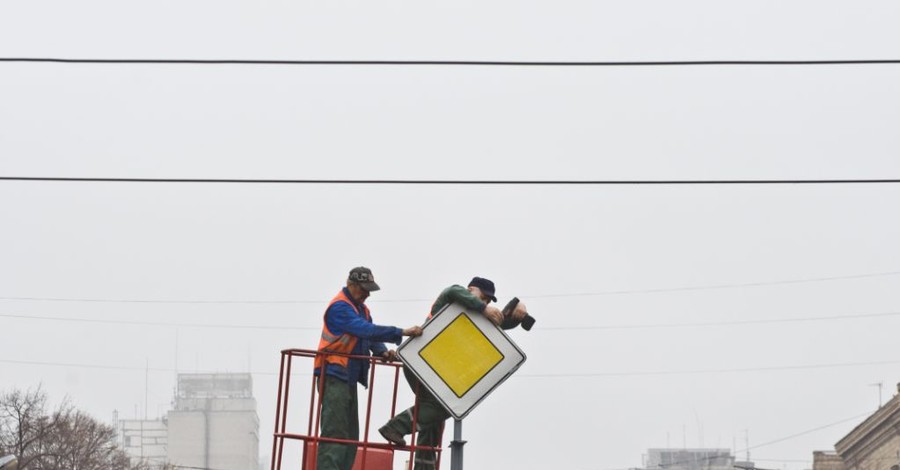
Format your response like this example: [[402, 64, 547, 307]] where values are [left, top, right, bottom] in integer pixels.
[[270, 348, 444, 470]]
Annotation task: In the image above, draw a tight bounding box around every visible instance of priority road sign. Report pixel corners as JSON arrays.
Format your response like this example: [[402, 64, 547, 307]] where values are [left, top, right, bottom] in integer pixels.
[[397, 302, 527, 420]]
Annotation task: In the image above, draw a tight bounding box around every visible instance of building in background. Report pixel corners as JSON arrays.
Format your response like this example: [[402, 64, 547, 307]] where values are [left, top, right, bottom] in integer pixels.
[[119, 417, 168, 468], [644, 449, 737, 470], [833, 383, 900, 470], [812, 451, 845, 470], [168, 373, 259, 470], [118, 373, 260, 470]]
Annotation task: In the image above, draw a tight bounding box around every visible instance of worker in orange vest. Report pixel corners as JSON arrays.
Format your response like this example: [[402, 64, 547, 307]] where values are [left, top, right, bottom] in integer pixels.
[[314, 266, 423, 470]]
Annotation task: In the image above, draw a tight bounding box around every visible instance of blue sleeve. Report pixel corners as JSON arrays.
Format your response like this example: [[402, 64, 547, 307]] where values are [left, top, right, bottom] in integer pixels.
[[325, 301, 403, 345], [370, 341, 388, 356], [367, 311, 391, 356]]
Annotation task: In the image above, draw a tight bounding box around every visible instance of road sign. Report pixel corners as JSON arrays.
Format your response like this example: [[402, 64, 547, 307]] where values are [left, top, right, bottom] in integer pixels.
[[397, 302, 527, 419]]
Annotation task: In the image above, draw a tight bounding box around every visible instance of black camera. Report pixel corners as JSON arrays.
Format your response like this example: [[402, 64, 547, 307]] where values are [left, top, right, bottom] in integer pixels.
[[501, 297, 536, 331], [520, 313, 536, 331]]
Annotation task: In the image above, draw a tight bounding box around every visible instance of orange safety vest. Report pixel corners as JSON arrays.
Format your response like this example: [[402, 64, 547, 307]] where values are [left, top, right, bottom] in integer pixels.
[[314, 290, 371, 370]]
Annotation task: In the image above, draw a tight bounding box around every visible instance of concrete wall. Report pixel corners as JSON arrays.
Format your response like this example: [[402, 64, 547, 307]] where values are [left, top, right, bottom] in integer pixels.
[[167, 396, 259, 470], [120, 419, 168, 468], [813, 451, 845, 470]]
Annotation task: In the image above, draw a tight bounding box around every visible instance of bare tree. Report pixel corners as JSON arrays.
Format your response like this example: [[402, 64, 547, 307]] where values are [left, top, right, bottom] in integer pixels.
[[0, 386, 59, 469], [0, 387, 151, 470]]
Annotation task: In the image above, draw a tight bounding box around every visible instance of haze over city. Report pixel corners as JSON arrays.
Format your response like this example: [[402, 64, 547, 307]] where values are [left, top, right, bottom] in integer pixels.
[[2, 1, 900, 470]]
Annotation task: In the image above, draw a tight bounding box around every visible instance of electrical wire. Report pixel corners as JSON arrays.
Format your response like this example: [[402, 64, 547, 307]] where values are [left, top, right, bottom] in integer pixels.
[[515, 359, 900, 378], [527, 270, 900, 299], [538, 311, 900, 331], [2, 310, 899, 332], [656, 412, 872, 468], [2, 358, 897, 378], [0, 296, 323, 305], [2, 269, 898, 304], [173, 466, 229, 470], [745, 413, 870, 452], [2, 58, 900, 67], [744, 459, 812, 463], [3, 176, 900, 185], [0, 313, 317, 330], [0, 295, 325, 305], [607, 457, 893, 470]]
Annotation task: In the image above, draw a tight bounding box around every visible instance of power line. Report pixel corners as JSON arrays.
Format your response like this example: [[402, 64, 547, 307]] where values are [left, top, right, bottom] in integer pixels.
[[0, 313, 317, 330], [0, 295, 321, 305], [515, 359, 900, 378], [2, 309, 899, 332], [748, 459, 813, 463], [1, 358, 153, 372], [742, 412, 870, 451], [540, 311, 900, 331], [656, 412, 871, 468], [613, 422, 900, 470], [173, 465, 230, 470], [2, 269, 898, 304], [528, 270, 900, 299], [3, 358, 897, 377], [2, 58, 900, 67], [0, 358, 276, 375], [0, 295, 324, 305], [3, 176, 900, 185]]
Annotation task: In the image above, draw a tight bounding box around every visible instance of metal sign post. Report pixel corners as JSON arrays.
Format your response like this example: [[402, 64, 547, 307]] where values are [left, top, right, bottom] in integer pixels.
[[450, 419, 465, 470]]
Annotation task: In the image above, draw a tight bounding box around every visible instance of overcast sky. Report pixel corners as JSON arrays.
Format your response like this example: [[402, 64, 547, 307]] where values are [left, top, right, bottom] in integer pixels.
[[2, 2, 900, 470]]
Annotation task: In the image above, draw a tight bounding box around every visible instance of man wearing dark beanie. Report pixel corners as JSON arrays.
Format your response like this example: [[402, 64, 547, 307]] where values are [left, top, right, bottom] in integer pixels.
[[378, 276, 527, 470]]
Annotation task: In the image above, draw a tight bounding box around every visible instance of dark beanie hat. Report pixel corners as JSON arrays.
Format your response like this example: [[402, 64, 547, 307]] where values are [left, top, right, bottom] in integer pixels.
[[468, 276, 497, 303]]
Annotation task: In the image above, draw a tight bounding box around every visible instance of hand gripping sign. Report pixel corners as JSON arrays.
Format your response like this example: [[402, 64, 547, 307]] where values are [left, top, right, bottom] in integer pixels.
[[397, 302, 527, 420]]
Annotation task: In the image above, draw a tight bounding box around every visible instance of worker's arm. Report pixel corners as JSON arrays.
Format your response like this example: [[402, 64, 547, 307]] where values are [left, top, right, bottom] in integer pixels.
[[326, 302, 404, 345], [431, 285, 502, 325], [370, 341, 388, 357], [372, 331, 422, 361], [430, 285, 487, 315]]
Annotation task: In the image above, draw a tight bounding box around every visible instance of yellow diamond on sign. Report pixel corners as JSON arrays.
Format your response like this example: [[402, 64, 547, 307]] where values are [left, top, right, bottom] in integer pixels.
[[419, 314, 504, 398]]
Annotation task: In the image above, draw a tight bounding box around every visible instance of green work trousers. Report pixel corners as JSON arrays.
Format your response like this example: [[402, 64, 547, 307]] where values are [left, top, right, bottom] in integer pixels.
[[317, 375, 359, 470], [382, 367, 448, 470]]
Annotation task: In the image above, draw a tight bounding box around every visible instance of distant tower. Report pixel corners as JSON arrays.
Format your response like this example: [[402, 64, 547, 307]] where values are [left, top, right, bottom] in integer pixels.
[[167, 373, 259, 470], [646, 448, 736, 470]]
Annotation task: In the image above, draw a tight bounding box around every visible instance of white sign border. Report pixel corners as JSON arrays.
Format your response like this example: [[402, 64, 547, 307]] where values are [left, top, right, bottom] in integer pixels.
[[397, 302, 527, 420]]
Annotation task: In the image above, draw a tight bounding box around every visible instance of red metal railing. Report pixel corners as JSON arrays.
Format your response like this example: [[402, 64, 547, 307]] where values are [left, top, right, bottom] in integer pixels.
[[271, 348, 442, 470]]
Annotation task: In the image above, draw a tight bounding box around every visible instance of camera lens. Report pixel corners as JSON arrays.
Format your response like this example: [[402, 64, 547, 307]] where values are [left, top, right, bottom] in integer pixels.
[[521, 315, 536, 331]]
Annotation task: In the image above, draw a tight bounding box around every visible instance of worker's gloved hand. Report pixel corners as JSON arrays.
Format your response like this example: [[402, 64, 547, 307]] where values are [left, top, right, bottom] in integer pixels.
[[381, 350, 399, 361], [402, 326, 423, 337], [483, 306, 503, 326]]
